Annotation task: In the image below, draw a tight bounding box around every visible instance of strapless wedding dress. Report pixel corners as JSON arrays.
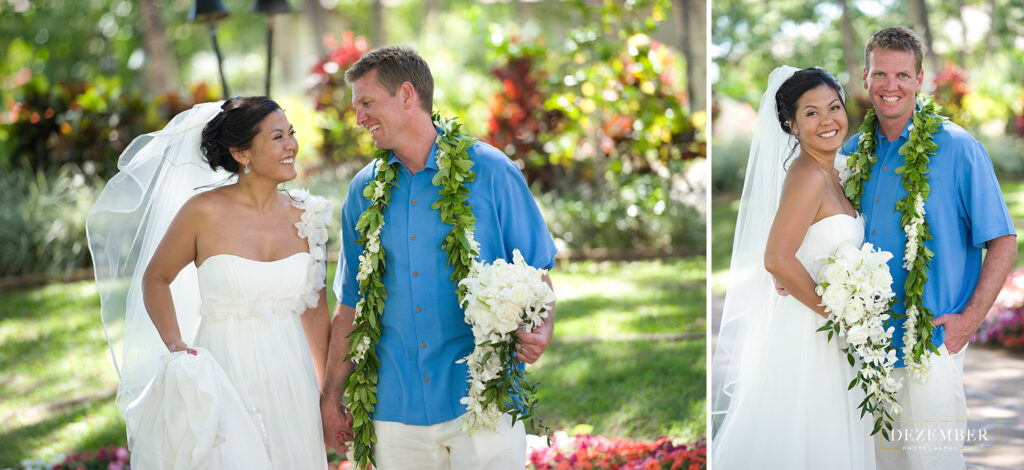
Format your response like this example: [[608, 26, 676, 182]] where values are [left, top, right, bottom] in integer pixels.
[[124, 192, 331, 469], [713, 214, 875, 470]]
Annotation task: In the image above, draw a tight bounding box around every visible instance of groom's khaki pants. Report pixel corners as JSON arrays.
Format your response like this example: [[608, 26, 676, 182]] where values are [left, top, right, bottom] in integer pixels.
[[876, 343, 968, 470], [372, 413, 525, 470]]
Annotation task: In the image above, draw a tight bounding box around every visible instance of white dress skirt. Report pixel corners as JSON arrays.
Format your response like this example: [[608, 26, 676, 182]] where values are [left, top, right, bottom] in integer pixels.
[[713, 214, 876, 470]]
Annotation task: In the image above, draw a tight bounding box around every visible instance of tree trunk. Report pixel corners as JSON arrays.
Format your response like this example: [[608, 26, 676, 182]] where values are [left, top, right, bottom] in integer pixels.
[[305, 0, 330, 58], [837, 0, 861, 96], [372, 0, 384, 47], [957, 0, 968, 66], [680, 0, 706, 116], [908, 0, 939, 75], [985, 0, 997, 60], [137, 0, 178, 95]]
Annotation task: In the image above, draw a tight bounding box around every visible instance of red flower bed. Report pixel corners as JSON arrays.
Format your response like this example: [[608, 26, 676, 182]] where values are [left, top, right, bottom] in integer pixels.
[[527, 434, 706, 470]]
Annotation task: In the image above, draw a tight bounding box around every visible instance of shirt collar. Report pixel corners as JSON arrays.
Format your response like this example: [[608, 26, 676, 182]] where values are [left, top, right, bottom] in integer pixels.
[[385, 127, 442, 171], [874, 105, 917, 144]]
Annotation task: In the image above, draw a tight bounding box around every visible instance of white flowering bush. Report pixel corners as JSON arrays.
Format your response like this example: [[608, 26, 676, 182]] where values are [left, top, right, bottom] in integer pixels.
[[457, 249, 555, 432], [816, 242, 903, 439]]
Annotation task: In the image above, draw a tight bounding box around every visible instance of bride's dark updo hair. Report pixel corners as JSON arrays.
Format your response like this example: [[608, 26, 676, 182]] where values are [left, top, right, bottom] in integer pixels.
[[200, 96, 281, 173], [775, 67, 845, 135]]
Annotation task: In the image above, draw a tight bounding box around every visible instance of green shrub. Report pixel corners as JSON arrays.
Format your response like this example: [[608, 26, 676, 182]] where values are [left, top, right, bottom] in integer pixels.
[[980, 134, 1024, 180], [536, 159, 705, 252], [0, 165, 101, 277], [710, 134, 750, 194]]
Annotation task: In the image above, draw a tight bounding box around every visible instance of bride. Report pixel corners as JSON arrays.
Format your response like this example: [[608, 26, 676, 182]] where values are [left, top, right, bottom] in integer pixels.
[[711, 67, 875, 468], [87, 97, 331, 468]]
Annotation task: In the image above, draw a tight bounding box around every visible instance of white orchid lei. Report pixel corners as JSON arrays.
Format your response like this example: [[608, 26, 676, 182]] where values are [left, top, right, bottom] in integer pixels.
[[456, 249, 554, 433], [816, 242, 903, 439], [844, 94, 948, 383], [343, 114, 479, 469]]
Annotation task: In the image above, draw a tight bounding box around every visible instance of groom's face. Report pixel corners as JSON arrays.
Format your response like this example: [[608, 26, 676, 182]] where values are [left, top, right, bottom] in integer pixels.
[[351, 69, 410, 151], [863, 49, 923, 125]]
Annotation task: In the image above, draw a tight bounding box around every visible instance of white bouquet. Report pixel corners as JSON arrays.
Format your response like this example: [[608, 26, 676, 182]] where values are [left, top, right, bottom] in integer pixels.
[[815, 242, 903, 439], [457, 249, 555, 432]]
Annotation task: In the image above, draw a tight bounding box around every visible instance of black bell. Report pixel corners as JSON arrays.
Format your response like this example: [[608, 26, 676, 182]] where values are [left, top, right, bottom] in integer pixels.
[[189, 0, 230, 23], [253, 0, 291, 14]]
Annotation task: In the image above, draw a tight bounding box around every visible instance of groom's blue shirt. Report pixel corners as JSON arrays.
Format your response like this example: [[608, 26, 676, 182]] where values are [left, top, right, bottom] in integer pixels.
[[334, 133, 557, 425], [841, 117, 1015, 367]]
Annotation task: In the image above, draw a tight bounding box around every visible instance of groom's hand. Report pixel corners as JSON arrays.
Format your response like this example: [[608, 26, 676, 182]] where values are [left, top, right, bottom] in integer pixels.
[[515, 314, 553, 364], [320, 394, 354, 453], [932, 311, 975, 355]]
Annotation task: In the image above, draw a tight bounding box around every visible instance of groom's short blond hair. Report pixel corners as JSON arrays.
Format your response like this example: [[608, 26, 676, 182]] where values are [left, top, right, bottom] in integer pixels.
[[865, 26, 924, 73]]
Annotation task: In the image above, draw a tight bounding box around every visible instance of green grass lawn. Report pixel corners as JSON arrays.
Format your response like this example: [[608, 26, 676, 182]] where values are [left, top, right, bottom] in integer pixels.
[[0, 257, 704, 466], [710, 193, 740, 295]]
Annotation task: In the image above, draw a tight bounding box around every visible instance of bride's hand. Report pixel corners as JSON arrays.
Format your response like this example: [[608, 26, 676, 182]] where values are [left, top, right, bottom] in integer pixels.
[[167, 339, 197, 356], [773, 278, 790, 296]]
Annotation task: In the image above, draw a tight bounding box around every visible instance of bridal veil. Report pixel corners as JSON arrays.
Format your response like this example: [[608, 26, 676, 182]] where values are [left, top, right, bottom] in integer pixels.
[[86, 101, 230, 443], [710, 66, 800, 432]]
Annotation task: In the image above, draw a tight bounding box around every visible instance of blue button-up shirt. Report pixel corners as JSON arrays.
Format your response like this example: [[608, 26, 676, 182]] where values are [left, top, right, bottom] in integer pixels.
[[841, 118, 1015, 366], [334, 136, 557, 425]]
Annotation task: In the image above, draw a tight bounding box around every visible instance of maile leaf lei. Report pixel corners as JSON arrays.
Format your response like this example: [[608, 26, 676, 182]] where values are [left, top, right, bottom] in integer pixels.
[[342, 114, 479, 469]]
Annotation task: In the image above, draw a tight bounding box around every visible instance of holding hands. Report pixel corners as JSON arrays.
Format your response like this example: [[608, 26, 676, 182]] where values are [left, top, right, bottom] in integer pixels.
[[321, 395, 355, 453]]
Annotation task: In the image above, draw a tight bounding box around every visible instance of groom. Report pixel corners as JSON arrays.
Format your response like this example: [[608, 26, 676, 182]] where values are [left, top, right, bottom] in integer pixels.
[[319, 46, 558, 469], [839, 26, 1016, 469]]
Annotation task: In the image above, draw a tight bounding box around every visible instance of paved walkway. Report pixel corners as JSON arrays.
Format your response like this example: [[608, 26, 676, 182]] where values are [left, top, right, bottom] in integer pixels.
[[711, 295, 1024, 469]]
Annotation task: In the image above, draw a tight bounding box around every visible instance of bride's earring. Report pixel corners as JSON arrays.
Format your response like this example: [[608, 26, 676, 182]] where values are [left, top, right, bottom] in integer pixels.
[[244, 164, 251, 175]]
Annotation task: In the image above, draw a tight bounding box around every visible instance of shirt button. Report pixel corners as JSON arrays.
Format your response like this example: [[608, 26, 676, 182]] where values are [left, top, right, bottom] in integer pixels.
[[421, 343, 426, 348], [875, 198, 880, 203], [883, 167, 888, 171], [413, 271, 419, 277], [872, 230, 877, 235], [424, 377, 430, 383], [416, 307, 422, 312], [412, 199, 418, 205], [410, 234, 416, 240]]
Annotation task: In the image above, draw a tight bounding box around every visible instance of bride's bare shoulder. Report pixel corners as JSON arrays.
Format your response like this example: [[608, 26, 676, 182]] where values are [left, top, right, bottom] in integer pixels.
[[782, 158, 828, 192], [178, 187, 235, 220]]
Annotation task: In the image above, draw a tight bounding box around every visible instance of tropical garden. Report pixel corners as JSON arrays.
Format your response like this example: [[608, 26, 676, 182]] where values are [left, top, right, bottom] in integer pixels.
[[0, 0, 705, 468]]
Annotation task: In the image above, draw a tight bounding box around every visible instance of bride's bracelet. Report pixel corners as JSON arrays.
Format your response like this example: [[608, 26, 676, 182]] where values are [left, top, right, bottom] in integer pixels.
[[167, 338, 188, 352]]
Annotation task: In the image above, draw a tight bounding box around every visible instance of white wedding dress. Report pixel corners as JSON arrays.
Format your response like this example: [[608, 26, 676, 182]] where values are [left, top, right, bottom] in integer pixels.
[[122, 193, 331, 469], [713, 213, 876, 469]]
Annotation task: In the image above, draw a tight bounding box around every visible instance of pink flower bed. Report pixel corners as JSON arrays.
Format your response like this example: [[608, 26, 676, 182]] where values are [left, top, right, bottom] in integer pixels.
[[526, 434, 706, 470], [52, 445, 129, 470], [974, 268, 1024, 349]]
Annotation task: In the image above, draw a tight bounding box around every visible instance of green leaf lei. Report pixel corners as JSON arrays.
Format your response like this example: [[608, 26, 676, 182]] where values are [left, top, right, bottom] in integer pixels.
[[342, 114, 479, 469], [843, 94, 948, 379]]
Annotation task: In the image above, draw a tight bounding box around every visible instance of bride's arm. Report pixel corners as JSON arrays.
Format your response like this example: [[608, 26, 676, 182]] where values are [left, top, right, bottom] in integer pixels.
[[764, 163, 829, 318], [301, 289, 331, 388], [320, 302, 356, 452], [141, 197, 206, 352]]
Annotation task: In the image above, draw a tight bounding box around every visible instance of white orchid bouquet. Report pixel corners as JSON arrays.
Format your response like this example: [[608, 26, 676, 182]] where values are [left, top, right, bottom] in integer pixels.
[[815, 242, 903, 439], [457, 249, 555, 433]]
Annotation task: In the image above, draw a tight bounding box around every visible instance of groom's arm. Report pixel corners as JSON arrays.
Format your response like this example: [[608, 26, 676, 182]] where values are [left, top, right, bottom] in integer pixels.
[[320, 302, 357, 453], [933, 235, 1017, 353]]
